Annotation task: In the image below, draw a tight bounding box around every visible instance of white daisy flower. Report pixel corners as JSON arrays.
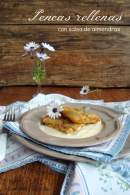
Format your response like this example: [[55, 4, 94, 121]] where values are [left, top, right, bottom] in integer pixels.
[[24, 42, 40, 52], [46, 103, 64, 119], [80, 85, 90, 95], [36, 52, 50, 61], [41, 42, 55, 52]]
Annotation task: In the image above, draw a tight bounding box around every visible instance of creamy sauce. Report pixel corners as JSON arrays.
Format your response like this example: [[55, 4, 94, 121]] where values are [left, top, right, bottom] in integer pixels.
[[39, 121, 103, 139]]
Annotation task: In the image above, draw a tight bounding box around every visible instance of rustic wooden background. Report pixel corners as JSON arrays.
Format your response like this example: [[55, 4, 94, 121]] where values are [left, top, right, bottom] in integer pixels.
[[0, 0, 130, 87]]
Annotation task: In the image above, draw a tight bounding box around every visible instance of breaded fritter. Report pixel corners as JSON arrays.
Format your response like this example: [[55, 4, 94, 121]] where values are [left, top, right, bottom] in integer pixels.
[[62, 106, 100, 124], [42, 116, 84, 134]]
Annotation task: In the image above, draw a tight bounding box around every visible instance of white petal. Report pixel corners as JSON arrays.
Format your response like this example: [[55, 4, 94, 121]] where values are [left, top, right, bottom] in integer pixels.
[[80, 90, 84, 95], [41, 42, 55, 51], [24, 46, 30, 52], [24, 42, 39, 52], [80, 90, 87, 95]]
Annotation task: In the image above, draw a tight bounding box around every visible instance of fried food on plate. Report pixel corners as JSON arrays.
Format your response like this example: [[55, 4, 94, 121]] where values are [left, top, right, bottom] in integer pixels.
[[62, 106, 100, 124], [41, 105, 101, 134], [42, 116, 84, 134]]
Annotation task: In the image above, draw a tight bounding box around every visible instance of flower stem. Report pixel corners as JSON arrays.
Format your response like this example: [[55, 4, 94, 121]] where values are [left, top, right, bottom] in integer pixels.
[[37, 83, 42, 94]]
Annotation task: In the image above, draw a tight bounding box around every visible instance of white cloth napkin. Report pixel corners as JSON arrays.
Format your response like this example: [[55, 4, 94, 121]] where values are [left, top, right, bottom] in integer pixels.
[[4, 94, 130, 162]]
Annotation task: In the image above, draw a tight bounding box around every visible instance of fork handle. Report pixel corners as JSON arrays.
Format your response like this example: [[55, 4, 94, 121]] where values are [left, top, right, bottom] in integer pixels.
[[0, 119, 3, 133], [0, 133, 7, 161]]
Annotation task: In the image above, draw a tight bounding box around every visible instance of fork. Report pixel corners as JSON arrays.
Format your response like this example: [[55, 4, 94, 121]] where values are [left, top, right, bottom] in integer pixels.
[[3, 109, 16, 122]]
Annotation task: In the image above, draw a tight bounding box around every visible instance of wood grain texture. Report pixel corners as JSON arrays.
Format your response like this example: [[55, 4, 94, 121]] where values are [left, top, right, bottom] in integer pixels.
[[0, 162, 64, 195], [0, 25, 130, 87], [1, 86, 130, 195], [0, 0, 129, 25]]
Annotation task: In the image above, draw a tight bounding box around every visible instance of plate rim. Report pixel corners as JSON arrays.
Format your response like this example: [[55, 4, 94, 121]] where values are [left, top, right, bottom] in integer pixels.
[[19, 103, 121, 147], [13, 134, 96, 164]]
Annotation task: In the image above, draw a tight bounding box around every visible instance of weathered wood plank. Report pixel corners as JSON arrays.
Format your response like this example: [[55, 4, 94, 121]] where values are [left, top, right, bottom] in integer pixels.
[[0, 0, 130, 25], [0, 25, 130, 87], [0, 162, 64, 195]]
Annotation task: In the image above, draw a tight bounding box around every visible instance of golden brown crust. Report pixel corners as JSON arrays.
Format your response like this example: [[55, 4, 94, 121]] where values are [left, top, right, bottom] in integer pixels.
[[62, 106, 100, 124], [42, 116, 84, 134], [85, 114, 101, 124]]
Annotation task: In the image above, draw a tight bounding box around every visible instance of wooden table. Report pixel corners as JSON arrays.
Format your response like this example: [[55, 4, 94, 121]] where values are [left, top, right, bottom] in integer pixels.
[[0, 86, 130, 195]]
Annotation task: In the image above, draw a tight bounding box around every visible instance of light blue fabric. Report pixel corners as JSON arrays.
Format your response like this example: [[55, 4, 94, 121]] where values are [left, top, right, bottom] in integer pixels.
[[5, 115, 130, 163], [2, 94, 130, 195], [61, 159, 130, 195], [1, 94, 103, 175], [4, 94, 130, 162]]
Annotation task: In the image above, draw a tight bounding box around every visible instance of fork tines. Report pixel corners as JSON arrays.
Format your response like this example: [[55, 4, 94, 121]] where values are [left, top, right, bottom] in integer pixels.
[[4, 109, 15, 121]]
